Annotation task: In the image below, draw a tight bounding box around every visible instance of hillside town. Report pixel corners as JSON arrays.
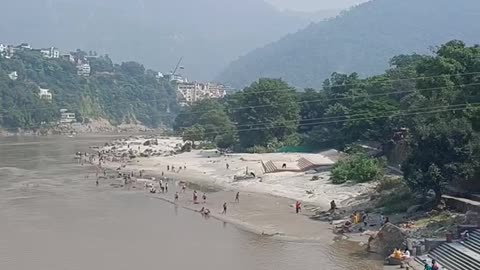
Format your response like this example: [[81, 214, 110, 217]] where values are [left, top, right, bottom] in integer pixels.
[[0, 42, 91, 77], [1, 42, 227, 108]]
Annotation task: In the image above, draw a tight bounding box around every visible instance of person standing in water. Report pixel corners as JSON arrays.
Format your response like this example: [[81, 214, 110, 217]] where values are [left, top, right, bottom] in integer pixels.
[[295, 201, 302, 214], [235, 192, 240, 203], [202, 193, 207, 203], [193, 190, 198, 203], [222, 202, 227, 215], [181, 184, 187, 193]]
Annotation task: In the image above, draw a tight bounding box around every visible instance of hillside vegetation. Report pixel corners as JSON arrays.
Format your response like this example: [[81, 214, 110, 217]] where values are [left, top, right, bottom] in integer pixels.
[[218, 0, 480, 88], [178, 40, 480, 200], [0, 50, 177, 129]]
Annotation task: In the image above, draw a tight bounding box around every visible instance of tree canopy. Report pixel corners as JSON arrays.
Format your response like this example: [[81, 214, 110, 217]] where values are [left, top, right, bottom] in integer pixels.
[[0, 50, 177, 129]]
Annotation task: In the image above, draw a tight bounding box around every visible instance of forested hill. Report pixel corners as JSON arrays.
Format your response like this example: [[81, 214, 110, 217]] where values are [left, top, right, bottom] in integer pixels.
[[0, 0, 330, 80], [217, 0, 480, 88], [0, 50, 177, 129]]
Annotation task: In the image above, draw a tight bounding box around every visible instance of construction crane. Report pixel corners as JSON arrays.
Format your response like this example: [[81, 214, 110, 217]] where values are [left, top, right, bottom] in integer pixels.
[[171, 56, 184, 78]]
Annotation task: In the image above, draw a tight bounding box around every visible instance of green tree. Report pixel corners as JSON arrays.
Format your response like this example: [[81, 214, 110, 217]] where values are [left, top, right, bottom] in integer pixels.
[[174, 99, 235, 144], [331, 153, 384, 184], [233, 78, 300, 148], [403, 119, 480, 202], [182, 124, 205, 147]]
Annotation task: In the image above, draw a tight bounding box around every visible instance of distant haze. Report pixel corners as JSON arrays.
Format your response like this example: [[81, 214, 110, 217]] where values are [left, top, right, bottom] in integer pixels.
[[266, 0, 370, 11], [0, 0, 343, 81]]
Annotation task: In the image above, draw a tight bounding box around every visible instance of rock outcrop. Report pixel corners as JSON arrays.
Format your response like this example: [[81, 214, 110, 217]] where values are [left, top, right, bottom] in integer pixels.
[[367, 223, 407, 256]]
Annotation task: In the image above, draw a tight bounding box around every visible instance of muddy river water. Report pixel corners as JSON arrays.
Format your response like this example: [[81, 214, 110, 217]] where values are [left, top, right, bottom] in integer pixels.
[[0, 135, 382, 270]]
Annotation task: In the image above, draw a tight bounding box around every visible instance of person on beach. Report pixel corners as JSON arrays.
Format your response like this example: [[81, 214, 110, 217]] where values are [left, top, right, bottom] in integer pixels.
[[222, 202, 227, 215], [193, 190, 198, 203], [235, 192, 240, 203], [202, 193, 207, 203], [165, 182, 168, 193], [362, 212, 368, 227], [167, 165, 170, 171], [226, 163, 229, 170], [160, 183, 164, 193], [174, 192, 179, 202], [96, 179, 99, 186], [182, 184, 187, 193], [329, 200, 337, 212], [295, 201, 302, 213]]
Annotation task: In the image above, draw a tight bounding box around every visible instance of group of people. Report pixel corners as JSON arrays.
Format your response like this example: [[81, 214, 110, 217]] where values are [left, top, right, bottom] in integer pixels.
[[166, 164, 187, 173], [149, 179, 169, 194], [424, 259, 440, 270], [389, 248, 411, 261]]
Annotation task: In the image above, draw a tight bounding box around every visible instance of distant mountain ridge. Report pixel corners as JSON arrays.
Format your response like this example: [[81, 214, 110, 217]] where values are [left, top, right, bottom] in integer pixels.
[[217, 0, 480, 88], [0, 0, 334, 80]]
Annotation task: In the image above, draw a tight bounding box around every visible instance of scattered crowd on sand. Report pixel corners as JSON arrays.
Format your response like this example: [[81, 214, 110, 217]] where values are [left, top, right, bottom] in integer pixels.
[[73, 135, 474, 269]]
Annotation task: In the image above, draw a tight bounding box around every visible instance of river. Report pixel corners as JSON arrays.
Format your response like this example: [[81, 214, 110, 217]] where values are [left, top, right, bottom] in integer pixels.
[[0, 135, 382, 270]]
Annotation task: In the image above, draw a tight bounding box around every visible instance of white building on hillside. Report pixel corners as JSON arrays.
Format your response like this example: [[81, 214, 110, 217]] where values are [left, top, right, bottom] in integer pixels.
[[60, 109, 76, 124], [61, 54, 75, 62], [8, 71, 18, 80], [40, 47, 60, 59], [77, 63, 91, 76], [39, 88, 53, 101], [176, 81, 227, 106]]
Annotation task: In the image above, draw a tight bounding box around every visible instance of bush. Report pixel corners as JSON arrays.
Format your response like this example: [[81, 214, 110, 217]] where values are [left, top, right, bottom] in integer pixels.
[[377, 186, 416, 214], [197, 142, 216, 150], [376, 177, 405, 192], [331, 154, 384, 184]]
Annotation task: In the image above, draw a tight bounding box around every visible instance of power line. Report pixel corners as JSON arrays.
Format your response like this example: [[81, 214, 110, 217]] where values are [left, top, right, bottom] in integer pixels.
[[230, 102, 480, 129], [222, 70, 480, 97], [2, 71, 480, 116], [194, 103, 480, 137], [176, 82, 480, 127]]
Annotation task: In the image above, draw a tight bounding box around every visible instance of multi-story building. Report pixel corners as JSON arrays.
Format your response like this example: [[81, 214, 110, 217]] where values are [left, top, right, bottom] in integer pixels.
[[60, 109, 76, 124], [39, 47, 60, 59], [76, 63, 91, 77], [39, 88, 53, 101], [16, 43, 31, 50], [176, 81, 227, 106], [61, 54, 75, 62]]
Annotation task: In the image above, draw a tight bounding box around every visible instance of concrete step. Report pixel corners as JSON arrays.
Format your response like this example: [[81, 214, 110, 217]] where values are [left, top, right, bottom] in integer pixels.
[[430, 243, 480, 270], [462, 241, 480, 255], [263, 160, 278, 173], [440, 243, 480, 269]]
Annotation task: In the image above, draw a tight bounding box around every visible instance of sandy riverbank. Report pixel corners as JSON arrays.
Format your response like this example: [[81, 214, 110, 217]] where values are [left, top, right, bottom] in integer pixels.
[[92, 135, 377, 241]]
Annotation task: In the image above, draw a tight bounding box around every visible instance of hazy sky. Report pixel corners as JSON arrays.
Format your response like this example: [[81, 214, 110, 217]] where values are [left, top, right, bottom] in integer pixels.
[[266, 0, 369, 11]]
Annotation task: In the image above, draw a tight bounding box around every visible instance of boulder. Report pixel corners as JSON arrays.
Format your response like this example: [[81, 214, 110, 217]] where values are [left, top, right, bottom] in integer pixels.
[[466, 211, 480, 225], [367, 223, 407, 256]]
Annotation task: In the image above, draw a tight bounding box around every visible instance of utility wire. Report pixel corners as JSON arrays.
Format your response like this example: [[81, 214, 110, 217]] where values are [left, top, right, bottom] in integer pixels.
[[193, 103, 480, 137]]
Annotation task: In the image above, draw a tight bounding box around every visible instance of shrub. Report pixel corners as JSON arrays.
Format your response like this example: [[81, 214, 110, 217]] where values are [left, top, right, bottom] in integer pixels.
[[376, 186, 416, 214], [376, 177, 405, 192], [331, 154, 384, 184]]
